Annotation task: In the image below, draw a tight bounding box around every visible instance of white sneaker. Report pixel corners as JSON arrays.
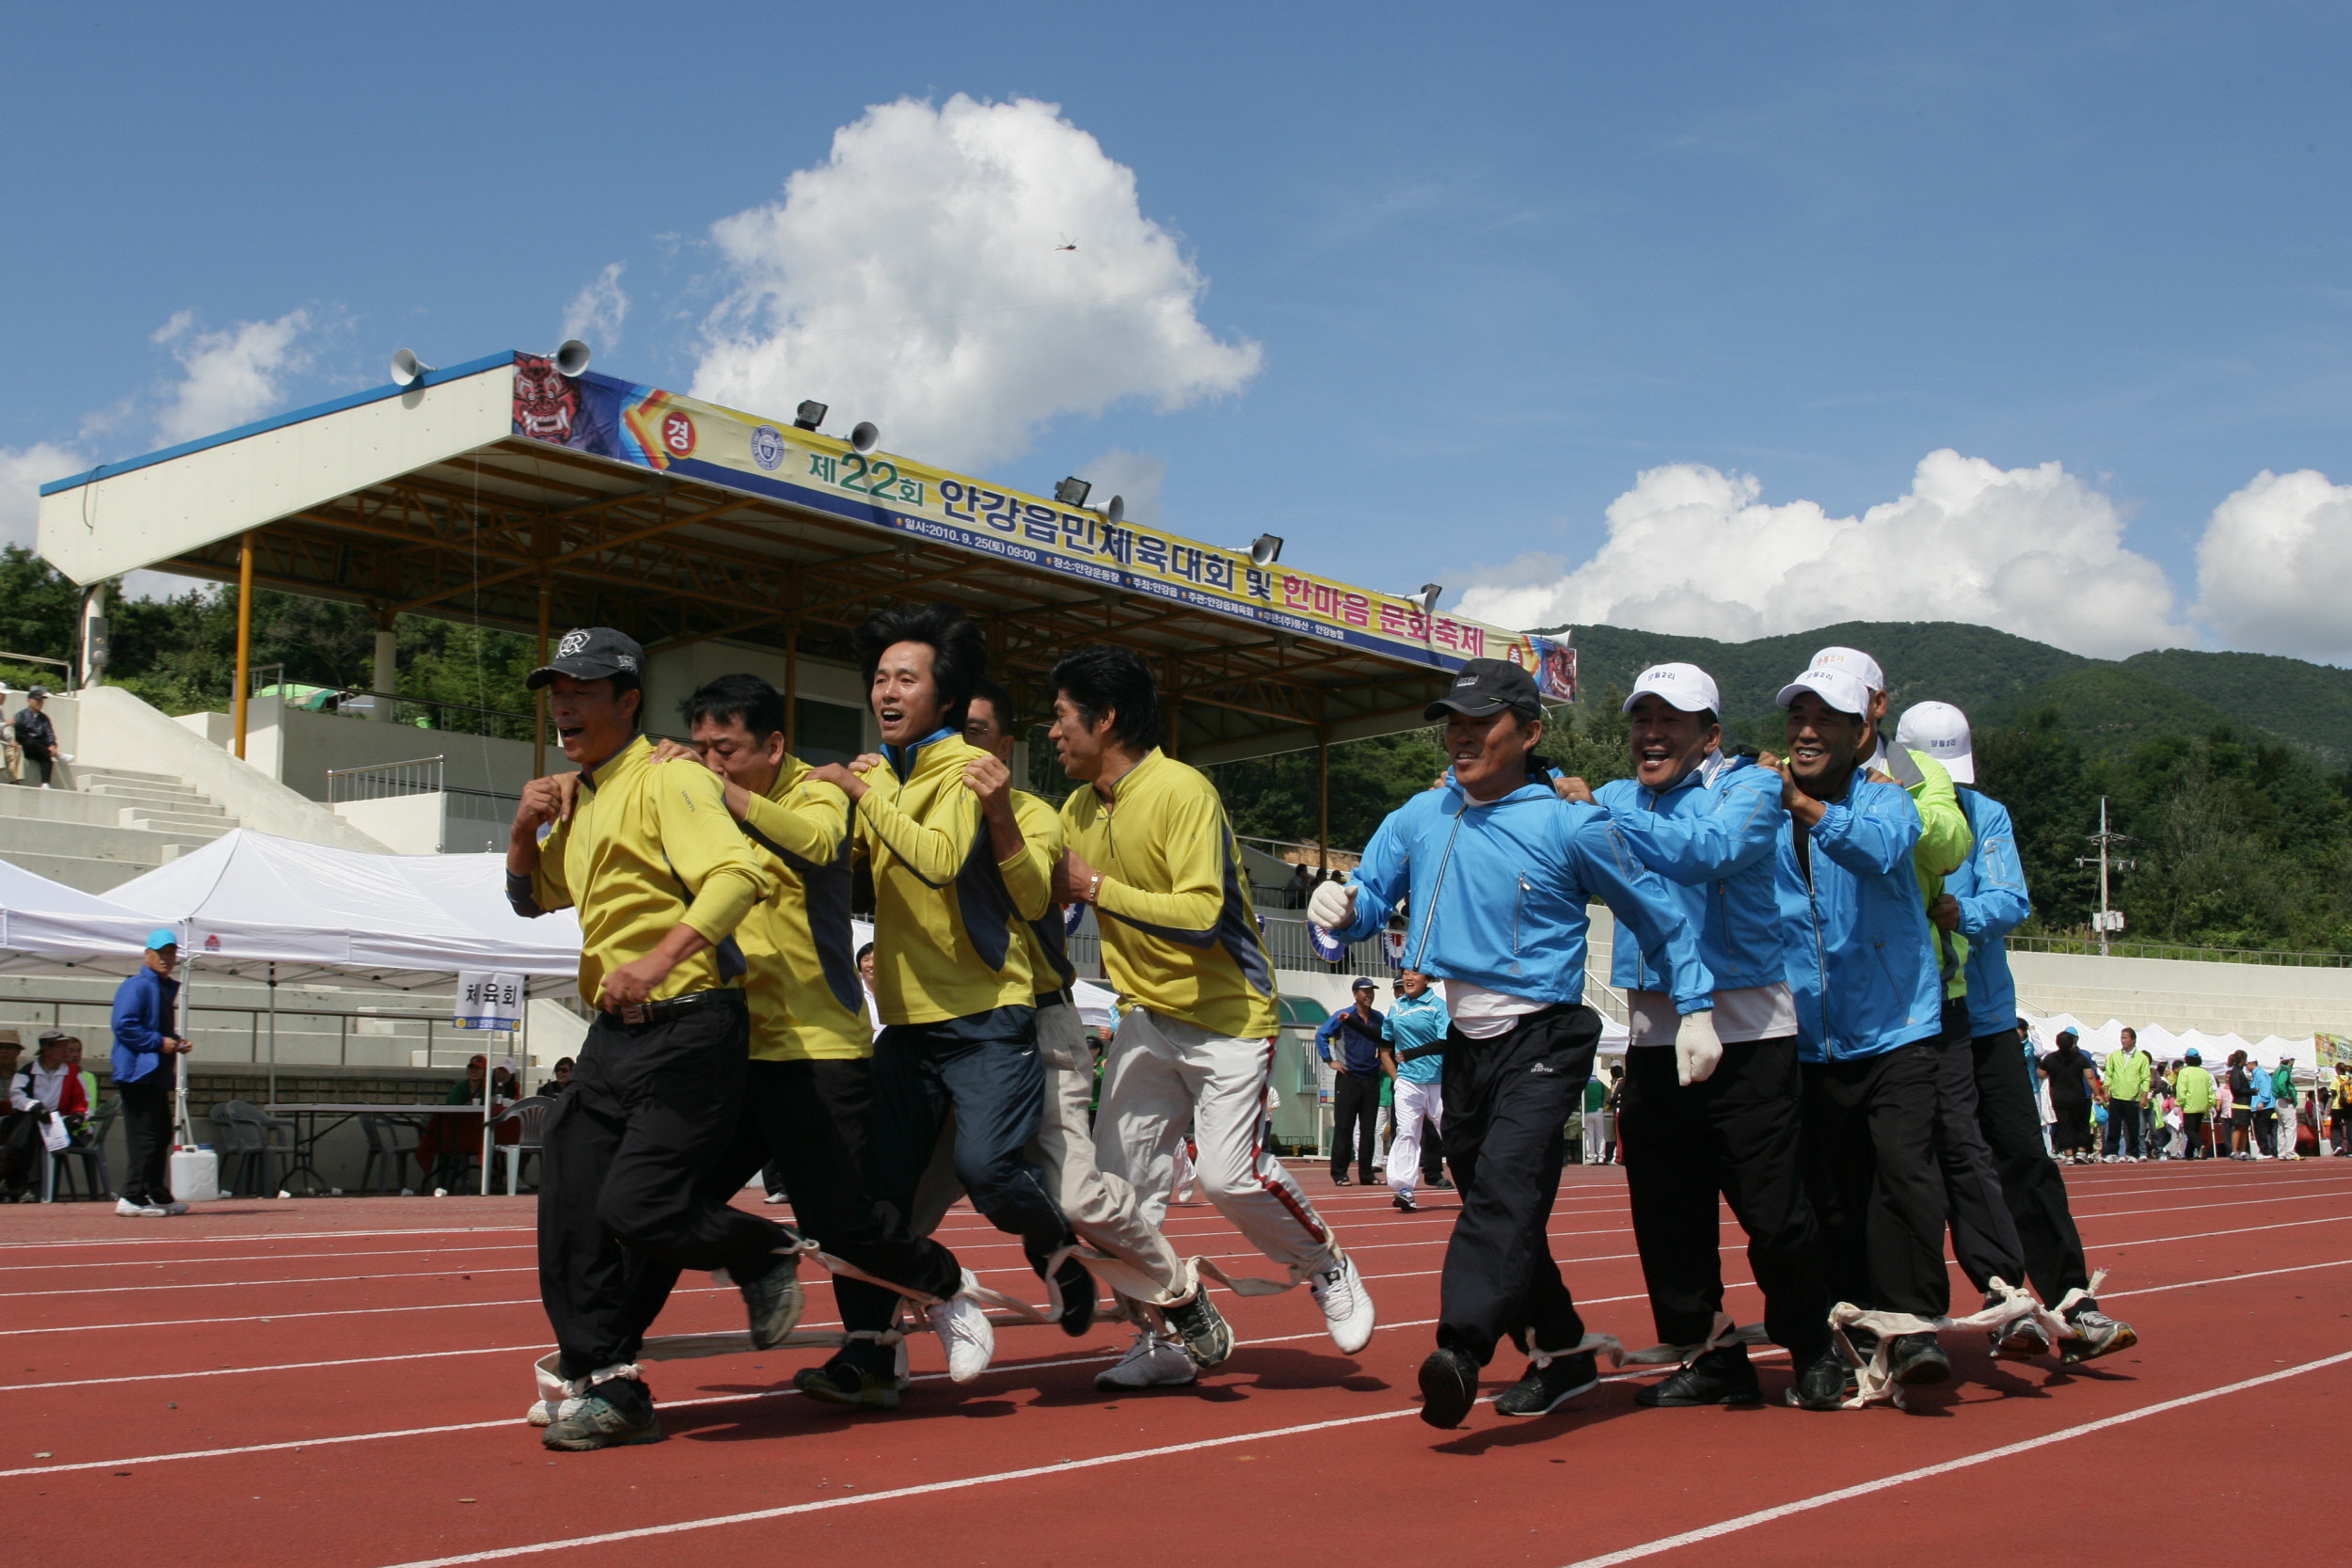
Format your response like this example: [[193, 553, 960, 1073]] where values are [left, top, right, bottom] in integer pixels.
[[761, 1192, 790, 1205], [115, 1197, 167, 1217], [161, 1200, 190, 1215], [928, 1276, 995, 1384], [1094, 1331, 1197, 1389], [1308, 1250, 1376, 1354]]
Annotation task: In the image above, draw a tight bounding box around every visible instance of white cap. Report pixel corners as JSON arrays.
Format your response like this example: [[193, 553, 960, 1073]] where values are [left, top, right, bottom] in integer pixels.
[[1895, 701, 1974, 784], [1776, 666, 1871, 718], [1620, 662, 1720, 717], [1808, 645, 1883, 693]]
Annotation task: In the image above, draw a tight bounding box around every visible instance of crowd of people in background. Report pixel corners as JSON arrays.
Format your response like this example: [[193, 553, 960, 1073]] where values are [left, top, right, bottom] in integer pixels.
[[2034, 1024, 2328, 1163]]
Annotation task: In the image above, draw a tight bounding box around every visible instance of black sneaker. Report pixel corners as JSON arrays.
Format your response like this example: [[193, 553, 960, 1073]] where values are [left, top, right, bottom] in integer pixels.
[[1392, 1193, 1420, 1212], [737, 1253, 804, 1351], [1785, 1349, 1849, 1410], [794, 1355, 902, 1411], [1048, 1256, 1098, 1338], [1888, 1331, 1950, 1386], [1417, 1346, 1481, 1429], [2059, 1303, 2137, 1365], [1425, 1177, 1455, 1191], [1332, 1174, 1354, 1187], [541, 1376, 661, 1450], [1163, 1285, 1235, 1370], [1635, 1344, 1762, 1408], [1494, 1350, 1599, 1418]]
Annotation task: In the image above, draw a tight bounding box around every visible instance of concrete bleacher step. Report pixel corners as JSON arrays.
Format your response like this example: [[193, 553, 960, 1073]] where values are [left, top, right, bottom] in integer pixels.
[[87, 783, 215, 809], [75, 766, 185, 786], [119, 809, 233, 837]]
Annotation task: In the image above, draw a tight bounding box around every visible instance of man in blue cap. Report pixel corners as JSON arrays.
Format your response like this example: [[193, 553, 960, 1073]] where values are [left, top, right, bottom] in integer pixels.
[[110, 929, 192, 1216]]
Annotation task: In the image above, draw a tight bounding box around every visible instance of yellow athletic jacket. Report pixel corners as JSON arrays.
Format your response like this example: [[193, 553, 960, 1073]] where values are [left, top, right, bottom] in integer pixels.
[[1868, 741, 1975, 1000], [723, 755, 870, 1061], [518, 736, 771, 1007], [1059, 749, 1278, 1039], [853, 731, 1048, 1025], [1010, 789, 1077, 1001]]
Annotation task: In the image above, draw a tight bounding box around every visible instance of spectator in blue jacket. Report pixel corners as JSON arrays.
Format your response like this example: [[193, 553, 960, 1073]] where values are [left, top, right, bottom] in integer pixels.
[[1575, 662, 1841, 1412], [1377, 970, 1451, 1212], [110, 929, 192, 1216], [1315, 657, 1716, 1431], [1316, 980, 1386, 1186], [1916, 707, 2135, 1366], [1772, 667, 1949, 1386]]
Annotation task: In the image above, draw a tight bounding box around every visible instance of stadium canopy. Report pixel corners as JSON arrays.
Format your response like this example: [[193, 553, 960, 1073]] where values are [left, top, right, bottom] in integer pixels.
[[37, 350, 1576, 788]]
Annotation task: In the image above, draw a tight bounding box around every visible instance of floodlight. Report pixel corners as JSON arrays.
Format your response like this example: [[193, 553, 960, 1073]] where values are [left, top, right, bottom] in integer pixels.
[[794, 400, 828, 431], [1055, 476, 1092, 507]]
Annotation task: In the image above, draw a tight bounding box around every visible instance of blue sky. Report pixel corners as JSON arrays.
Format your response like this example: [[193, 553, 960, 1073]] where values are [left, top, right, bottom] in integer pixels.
[[8, 3, 2348, 659]]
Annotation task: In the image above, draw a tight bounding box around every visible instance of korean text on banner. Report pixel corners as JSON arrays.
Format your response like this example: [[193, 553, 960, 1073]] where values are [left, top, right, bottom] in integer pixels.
[[508, 355, 1575, 697], [455, 971, 525, 1032]]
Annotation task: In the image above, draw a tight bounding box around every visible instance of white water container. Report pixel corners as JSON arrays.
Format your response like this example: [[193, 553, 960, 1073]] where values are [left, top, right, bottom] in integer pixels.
[[169, 1146, 220, 1203]]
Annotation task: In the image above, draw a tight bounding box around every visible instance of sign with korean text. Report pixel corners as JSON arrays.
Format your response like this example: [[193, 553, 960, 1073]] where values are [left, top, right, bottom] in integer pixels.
[[511, 356, 1575, 698], [454, 971, 524, 1032]]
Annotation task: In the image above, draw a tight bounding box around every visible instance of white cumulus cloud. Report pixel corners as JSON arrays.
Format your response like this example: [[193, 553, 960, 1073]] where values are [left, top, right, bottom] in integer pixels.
[[1455, 450, 2186, 659], [1071, 448, 1166, 529], [561, 262, 629, 352], [0, 441, 88, 551], [151, 309, 312, 444], [692, 94, 1261, 471], [2192, 468, 2352, 664]]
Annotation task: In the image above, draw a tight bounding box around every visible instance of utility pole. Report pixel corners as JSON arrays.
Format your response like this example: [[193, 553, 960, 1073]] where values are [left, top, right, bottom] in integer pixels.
[[2074, 796, 2137, 957]]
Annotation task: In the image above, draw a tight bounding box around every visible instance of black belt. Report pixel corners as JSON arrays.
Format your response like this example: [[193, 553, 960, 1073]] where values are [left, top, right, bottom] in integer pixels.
[[598, 988, 743, 1027], [1035, 988, 1072, 1009], [1396, 1042, 1445, 1062]]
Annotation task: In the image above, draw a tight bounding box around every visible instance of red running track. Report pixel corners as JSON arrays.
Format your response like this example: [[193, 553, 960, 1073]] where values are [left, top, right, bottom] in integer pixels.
[[6, 1158, 2346, 1567]]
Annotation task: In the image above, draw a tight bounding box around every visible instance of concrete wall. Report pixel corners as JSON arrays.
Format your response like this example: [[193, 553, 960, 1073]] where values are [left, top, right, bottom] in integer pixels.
[[188, 697, 539, 801], [65, 685, 391, 850]]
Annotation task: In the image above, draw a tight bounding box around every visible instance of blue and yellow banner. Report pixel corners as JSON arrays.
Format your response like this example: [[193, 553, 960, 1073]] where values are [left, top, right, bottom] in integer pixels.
[[510, 355, 1575, 699]]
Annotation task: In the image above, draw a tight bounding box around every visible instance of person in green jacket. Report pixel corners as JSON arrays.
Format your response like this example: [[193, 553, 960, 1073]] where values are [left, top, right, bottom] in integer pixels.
[[2102, 1028, 2153, 1161], [2173, 1050, 2217, 1160], [2272, 1058, 2301, 1159]]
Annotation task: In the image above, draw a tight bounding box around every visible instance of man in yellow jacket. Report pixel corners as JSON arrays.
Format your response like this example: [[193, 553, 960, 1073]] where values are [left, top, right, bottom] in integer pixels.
[[1050, 645, 1374, 1390], [506, 627, 793, 1451], [810, 604, 1076, 1389], [2173, 1048, 2217, 1160]]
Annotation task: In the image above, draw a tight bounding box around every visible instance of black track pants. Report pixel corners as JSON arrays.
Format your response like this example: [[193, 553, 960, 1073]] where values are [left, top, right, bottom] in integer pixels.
[[1437, 1005, 1596, 1366], [1966, 1028, 2090, 1300], [1621, 1035, 1830, 1361], [1330, 1072, 1379, 1182], [1932, 1000, 2027, 1296], [1801, 1039, 1948, 1319]]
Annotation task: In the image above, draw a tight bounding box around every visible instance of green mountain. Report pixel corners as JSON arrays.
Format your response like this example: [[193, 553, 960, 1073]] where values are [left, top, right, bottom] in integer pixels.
[[1541, 619, 2350, 764]]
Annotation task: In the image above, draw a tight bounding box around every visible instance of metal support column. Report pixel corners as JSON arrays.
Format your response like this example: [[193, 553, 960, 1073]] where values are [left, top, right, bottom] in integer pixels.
[[532, 578, 551, 777], [231, 532, 255, 759]]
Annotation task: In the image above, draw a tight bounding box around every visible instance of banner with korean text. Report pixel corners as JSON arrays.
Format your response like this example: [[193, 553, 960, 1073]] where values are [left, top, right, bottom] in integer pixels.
[[510, 356, 1575, 699]]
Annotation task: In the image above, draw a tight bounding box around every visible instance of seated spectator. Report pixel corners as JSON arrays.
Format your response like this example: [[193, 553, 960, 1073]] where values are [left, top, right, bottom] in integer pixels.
[[5, 1030, 91, 1198], [1285, 863, 1311, 909], [12, 687, 60, 789], [538, 1056, 574, 1098], [418, 1054, 492, 1191]]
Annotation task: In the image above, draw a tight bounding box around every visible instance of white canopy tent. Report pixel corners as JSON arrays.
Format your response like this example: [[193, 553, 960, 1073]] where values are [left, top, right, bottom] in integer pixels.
[[0, 858, 160, 977]]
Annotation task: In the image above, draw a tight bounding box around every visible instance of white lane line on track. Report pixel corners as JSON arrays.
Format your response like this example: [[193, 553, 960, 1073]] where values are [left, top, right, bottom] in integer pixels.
[[367, 1335, 2352, 1567], [1554, 1347, 2352, 1568], [13, 1245, 2344, 1486]]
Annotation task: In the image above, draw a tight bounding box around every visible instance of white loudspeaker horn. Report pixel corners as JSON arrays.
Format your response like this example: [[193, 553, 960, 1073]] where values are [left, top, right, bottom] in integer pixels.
[[1104, 495, 1125, 525], [850, 421, 880, 454], [553, 340, 592, 377], [389, 348, 434, 388]]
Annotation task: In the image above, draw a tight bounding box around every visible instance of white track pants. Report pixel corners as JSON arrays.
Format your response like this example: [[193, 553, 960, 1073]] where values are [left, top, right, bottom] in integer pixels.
[[1100, 1006, 1339, 1275], [1388, 1076, 1441, 1198]]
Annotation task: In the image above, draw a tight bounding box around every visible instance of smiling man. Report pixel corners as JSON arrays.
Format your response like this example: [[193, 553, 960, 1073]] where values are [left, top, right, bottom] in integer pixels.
[[507, 627, 796, 1452], [1771, 665, 1951, 1389], [1318, 657, 1716, 1430], [1050, 644, 1372, 1386], [805, 603, 1075, 1394], [1571, 663, 1842, 1411]]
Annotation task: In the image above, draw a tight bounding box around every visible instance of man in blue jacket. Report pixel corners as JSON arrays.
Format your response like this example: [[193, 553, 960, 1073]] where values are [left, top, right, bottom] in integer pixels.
[[1315, 979, 1386, 1186], [1772, 667, 1950, 1386], [1313, 657, 1717, 1429], [1908, 704, 2137, 1366], [110, 929, 192, 1217], [1574, 663, 1843, 1411]]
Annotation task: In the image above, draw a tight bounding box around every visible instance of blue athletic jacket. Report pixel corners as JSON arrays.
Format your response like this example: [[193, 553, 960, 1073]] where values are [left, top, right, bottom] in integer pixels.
[[1774, 772, 1943, 1061], [110, 965, 180, 1085], [1596, 752, 1787, 995], [1947, 788, 2033, 1038], [1335, 777, 1715, 1014]]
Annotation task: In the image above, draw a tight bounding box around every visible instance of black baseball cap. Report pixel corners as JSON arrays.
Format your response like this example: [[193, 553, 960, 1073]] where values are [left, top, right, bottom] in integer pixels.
[[1424, 657, 1540, 721], [527, 627, 644, 689], [1351, 976, 1376, 992]]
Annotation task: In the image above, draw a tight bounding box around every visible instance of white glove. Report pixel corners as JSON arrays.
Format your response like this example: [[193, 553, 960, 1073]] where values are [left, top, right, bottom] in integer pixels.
[[1675, 1007, 1723, 1087], [1307, 879, 1356, 931]]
